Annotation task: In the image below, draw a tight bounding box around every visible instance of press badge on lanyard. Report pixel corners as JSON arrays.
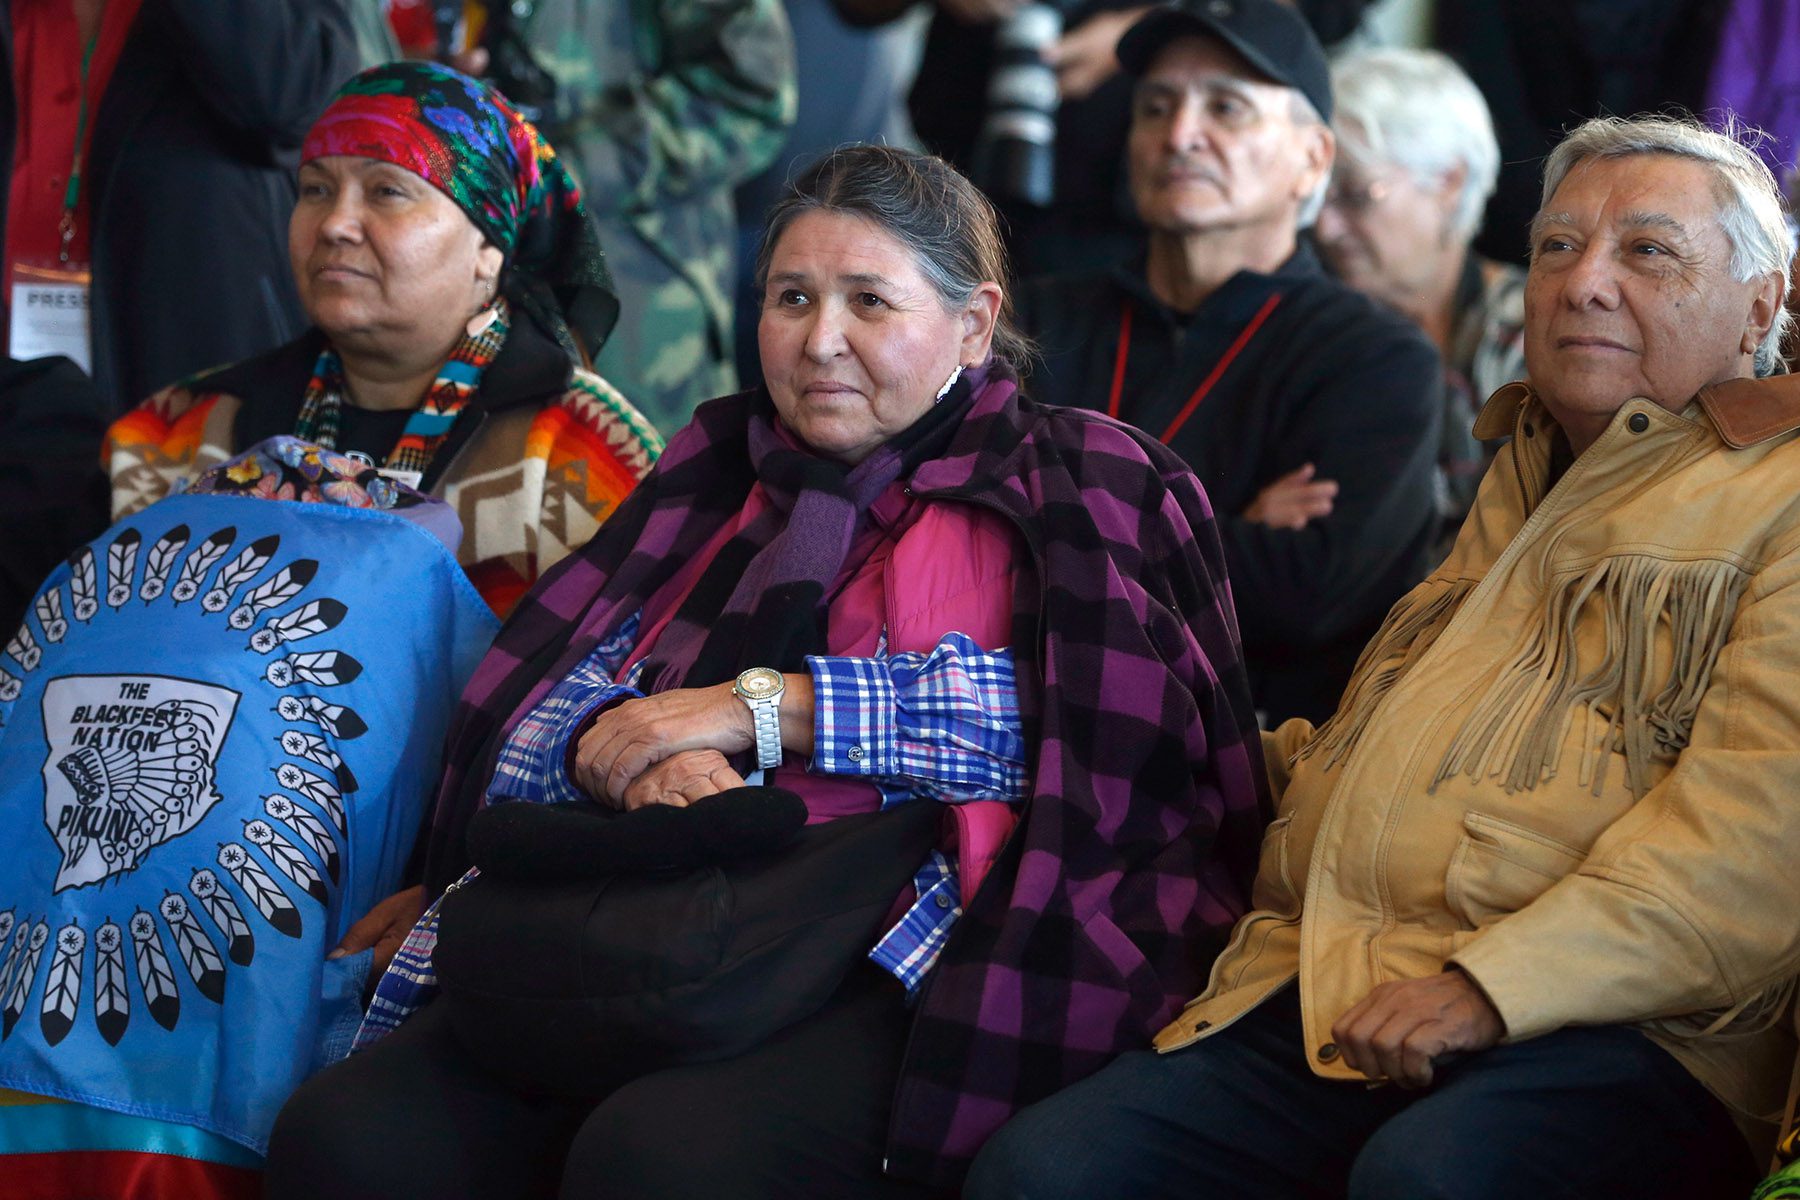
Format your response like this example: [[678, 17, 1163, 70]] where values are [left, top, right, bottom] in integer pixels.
[[9, 259, 92, 372], [9, 29, 102, 373]]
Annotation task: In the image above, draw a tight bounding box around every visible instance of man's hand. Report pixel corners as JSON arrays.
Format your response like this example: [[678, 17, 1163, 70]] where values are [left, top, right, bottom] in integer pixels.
[[1332, 969, 1506, 1088], [1243, 463, 1339, 530], [572, 684, 753, 805], [1043, 6, 1150, 101], [329, 884, 426, 978], [618, 749, 748, 812]]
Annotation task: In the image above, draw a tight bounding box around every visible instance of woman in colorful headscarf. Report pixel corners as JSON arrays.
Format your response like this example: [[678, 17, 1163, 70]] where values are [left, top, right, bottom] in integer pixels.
[[104, 61, 663, 618]]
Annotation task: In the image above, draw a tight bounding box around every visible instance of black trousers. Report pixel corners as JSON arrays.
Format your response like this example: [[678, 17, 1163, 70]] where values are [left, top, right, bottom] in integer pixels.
[[265, 969, 941, 1200]]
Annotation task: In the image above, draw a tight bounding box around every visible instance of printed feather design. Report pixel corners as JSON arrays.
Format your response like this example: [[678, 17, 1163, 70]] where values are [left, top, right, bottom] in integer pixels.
[[0, 666, 19, 705], [274, 695, 367, 740], [277, 730, 358, 791], [244, 819, 329, 906], [229, 559, 316, 630], [273, 763, 347, 834], [0, 912, 13, 949], [218, 843, 302, 939], [107, 529, 141, 608], [93, 920, 130, 1045], [3, 922, 49, 1039], [5, 623, 40, 671], [39, 922, 84, 1046], [170, 527, 235, 604], [189, 868, 254, 966], [248, 598, 347, 654], [68, 548, 98, 621], [33, 588, 67, 643], [266, 793, 341, 885], [203, 534, 279, 613], [159, 893, 225, 1003], [0, 919, 25, 1009], [265, 650, 363, 689], [129, 909, 180, 1031], [139, 525, 189, 603]]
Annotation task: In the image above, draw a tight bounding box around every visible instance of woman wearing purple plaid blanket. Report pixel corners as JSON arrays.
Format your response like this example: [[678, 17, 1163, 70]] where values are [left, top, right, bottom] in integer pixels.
[[265, 144, 1269, 1199]]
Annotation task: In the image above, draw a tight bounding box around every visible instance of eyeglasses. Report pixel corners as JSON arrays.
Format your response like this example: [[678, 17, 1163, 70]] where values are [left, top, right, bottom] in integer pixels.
[[1323, 175, 1392, 215]]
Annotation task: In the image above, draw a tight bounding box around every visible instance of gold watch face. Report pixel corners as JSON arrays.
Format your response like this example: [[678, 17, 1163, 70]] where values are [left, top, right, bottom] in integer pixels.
[[736, 667, 783, 700]]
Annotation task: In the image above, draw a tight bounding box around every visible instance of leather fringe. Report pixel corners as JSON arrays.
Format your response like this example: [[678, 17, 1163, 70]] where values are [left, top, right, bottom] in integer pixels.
[[1297, 578, 1476, 771], [1646, 976, 1797, 1043], [1431, 554, 1749, 799]]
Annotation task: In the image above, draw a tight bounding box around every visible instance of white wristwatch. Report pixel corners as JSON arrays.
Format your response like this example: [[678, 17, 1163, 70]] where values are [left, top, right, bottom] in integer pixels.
[[733, 666, 786, 771]]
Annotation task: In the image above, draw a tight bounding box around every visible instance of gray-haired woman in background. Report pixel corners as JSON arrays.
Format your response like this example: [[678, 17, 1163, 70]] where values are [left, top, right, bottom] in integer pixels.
[[1315, 48, 1527, 539]]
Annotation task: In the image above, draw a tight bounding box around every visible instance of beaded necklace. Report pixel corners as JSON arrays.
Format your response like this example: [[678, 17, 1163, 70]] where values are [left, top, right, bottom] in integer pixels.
[[295, 298, 510, 486]]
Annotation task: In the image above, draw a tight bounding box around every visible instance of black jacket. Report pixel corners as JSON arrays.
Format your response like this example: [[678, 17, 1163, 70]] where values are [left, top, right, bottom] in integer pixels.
[[1016, 243, 1443, 724], [0, 355, 111, 634], [0, 0, 358, 410]]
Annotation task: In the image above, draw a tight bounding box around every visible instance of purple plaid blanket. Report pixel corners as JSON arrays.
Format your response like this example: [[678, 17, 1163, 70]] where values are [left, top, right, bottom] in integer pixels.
[[418, 363, 1270, 1185]]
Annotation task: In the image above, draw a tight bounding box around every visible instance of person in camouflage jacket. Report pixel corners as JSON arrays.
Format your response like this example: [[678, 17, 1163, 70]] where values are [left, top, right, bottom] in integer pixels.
[[506, 0, 796, 434]]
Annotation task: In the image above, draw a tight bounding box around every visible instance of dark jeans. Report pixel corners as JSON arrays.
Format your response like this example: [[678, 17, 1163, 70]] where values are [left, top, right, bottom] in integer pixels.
[[966, 986, 1757, 1200], [265, 968, 939, 1200]]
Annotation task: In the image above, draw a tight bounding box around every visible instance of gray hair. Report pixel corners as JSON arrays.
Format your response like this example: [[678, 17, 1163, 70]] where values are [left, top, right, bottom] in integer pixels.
[[1329, 48, 1500, 239], [754, 144, 1033, 368], [1540, 114, 1794, 376]]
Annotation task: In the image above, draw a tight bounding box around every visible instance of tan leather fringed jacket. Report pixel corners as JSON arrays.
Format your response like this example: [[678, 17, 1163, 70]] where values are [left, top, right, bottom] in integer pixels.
[[1158, 374, 1800, 1139]]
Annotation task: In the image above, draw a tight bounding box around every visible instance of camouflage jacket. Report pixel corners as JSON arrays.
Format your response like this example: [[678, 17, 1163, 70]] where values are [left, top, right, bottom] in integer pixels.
[[516, 0, 795, 433]]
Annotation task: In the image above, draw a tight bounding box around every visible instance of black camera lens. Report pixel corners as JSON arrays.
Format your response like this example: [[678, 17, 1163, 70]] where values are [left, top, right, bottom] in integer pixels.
[[971, 4, 1064, 208]]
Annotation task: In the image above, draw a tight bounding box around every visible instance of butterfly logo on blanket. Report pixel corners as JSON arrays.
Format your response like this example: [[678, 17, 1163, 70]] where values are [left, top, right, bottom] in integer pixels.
[[0, 520, 367, 1047]]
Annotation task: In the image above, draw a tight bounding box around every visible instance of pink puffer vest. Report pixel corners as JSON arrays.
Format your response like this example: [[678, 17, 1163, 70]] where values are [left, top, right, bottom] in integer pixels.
[[773, 480, 1026, 902]]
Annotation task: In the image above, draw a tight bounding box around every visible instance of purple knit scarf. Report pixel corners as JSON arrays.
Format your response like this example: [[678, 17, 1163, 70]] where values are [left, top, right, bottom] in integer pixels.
[[636, 378, 976, 692]]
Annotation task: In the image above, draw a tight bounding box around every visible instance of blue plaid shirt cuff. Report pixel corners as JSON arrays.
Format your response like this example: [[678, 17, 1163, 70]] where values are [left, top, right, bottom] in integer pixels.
[[487, 618, 645, 806], [807, 632, 1026, 801], [353, 875, 462, 1051], [868, 850, 961, 995]]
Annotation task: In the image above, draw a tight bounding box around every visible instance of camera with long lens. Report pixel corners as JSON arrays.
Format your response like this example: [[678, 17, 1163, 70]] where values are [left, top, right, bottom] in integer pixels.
[[970, 3, 1065, 208]]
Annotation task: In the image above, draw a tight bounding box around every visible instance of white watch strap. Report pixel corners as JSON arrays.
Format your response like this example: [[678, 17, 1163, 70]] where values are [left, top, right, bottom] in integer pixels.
[[748, 696, 782, 771]]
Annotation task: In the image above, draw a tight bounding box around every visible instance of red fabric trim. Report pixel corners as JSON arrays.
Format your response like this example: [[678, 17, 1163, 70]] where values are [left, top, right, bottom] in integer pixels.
[[2, 1149, 261, 1200]]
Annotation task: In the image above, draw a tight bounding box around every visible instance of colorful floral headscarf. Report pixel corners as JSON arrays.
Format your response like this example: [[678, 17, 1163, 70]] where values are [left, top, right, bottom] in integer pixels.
[[301, 60, 618, 361]]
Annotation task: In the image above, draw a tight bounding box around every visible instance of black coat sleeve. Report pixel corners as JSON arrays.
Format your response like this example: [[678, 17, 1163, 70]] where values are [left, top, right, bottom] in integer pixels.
[[158, 0, 359, 148], [1217, 318, 1442, 654]]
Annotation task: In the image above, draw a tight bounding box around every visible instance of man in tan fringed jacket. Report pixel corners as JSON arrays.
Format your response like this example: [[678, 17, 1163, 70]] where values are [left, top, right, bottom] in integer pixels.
[[969, 114, 1797, 1200]]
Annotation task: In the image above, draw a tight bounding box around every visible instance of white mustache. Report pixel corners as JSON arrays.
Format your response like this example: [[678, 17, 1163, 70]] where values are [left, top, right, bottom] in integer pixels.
[[1157, 159, 1225, 188]]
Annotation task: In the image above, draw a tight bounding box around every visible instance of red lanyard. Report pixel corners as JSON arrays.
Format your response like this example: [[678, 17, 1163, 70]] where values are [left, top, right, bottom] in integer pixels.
[[1105, 292, 1284, 445]]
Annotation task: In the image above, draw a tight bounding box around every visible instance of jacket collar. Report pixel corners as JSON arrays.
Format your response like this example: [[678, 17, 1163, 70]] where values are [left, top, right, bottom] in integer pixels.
[[1696, 374, 1800, 448], [1474, 373, 1800, 448], [1111, 237, 1324, 327]]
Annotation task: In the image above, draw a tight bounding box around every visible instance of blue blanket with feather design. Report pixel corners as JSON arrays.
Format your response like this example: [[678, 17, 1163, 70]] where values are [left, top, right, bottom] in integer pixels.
[[0, 487, 497, 1153]]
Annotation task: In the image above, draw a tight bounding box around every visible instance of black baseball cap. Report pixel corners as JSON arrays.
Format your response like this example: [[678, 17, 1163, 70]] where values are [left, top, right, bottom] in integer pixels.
[[1116, 0, 1334, 123]]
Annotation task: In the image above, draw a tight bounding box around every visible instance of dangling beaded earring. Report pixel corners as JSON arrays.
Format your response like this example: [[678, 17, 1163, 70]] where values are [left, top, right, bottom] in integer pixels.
[[934, 363, 965, 403]]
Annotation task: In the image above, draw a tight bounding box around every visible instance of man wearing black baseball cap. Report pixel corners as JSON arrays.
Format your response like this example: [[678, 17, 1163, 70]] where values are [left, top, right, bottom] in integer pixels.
[[1014, 0, 1442, 727]]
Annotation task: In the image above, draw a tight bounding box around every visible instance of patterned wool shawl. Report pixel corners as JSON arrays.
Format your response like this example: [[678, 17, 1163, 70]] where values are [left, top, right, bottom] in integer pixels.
[[419, 363, 1271, 1185]]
